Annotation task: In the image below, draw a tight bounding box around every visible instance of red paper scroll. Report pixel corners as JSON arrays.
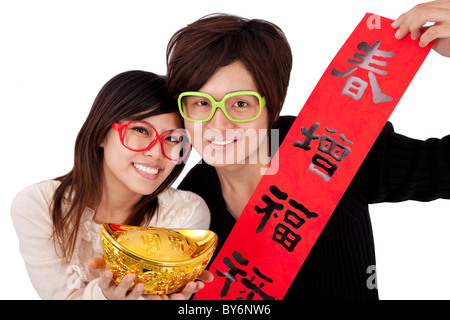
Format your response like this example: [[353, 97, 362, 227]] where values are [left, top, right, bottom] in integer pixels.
[[194, 13, 433, 300]]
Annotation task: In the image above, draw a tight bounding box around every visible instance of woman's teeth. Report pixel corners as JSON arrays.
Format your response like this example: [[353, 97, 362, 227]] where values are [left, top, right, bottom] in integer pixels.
[[133, 163, 159, 175]]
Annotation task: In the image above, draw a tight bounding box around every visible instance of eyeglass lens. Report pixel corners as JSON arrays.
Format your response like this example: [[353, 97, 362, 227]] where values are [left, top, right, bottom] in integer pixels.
[[123, 122, 189, 161], [181, 94, 261, 121]]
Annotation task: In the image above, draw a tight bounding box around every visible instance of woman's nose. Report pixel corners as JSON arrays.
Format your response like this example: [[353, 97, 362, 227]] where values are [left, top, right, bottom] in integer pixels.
[[143, 139, 165, 159]]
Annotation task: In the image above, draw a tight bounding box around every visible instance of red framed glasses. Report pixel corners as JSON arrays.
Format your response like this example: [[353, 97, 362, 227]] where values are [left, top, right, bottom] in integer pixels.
[[111, 121, 191, 161]]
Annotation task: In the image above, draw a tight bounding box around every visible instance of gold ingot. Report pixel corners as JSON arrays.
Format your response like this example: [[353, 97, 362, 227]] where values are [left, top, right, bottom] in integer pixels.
[[99, 223, 217, 295]]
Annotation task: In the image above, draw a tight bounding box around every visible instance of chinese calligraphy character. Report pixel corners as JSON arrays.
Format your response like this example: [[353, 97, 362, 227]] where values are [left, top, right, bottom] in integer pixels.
[[216, 251, 275, 300], [293, 123, 353, 182], [332, 41, 395, 103], [168, 234, 185, 251], [142, 233, 161, 250], [254, 185, 318, 252]]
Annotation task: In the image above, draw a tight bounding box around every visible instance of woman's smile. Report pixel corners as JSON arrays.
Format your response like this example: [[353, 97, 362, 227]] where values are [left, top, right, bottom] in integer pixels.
[[132, 162, 163, 179]]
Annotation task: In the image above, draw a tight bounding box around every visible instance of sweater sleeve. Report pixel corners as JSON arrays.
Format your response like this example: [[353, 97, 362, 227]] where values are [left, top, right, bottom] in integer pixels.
[[361, 122, 450, 203], [10, 182, 105, 300], [11, 183, 70, 299]]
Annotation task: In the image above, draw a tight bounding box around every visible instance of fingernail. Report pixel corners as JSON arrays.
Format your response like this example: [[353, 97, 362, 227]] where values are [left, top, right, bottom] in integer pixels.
[[124, 274, 135, 283], [394, 30, 401, 39], [135, 283, 145, 292], [391, 20, 399, 28]]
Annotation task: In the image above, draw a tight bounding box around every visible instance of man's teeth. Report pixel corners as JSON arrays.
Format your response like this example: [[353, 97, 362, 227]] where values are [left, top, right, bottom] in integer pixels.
[[212, 140, 234, 145], [133, 163, 159, 175]]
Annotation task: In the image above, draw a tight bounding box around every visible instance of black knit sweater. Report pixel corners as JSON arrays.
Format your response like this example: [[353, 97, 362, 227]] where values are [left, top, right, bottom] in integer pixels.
[[178, 116, 450, 299]]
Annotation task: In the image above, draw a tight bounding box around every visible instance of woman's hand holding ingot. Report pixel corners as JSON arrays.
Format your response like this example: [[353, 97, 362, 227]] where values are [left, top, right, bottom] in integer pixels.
[[88, 257, 213, 300]]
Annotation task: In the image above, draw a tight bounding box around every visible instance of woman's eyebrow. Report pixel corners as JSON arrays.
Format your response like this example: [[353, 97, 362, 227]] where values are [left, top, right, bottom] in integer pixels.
[[128, 118, 183, 134]]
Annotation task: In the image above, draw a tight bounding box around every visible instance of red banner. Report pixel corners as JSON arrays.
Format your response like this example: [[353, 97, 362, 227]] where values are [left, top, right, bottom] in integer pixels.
[[194, 13, 433, 300]]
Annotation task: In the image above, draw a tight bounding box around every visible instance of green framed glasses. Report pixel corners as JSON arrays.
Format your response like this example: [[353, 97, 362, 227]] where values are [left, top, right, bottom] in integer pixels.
[[178, 91, 266, 122]]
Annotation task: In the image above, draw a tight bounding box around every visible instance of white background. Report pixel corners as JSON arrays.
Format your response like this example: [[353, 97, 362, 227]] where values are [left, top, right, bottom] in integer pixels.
[[1, 0, 449, 300]]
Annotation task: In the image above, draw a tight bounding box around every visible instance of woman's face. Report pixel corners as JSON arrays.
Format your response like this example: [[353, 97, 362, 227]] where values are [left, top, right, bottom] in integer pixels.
[[184, 60, 269, 168], [101, 112, 183, 197]]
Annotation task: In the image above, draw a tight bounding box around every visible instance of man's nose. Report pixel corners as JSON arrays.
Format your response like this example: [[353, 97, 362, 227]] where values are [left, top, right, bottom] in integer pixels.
[[207, 107, 234, 130]]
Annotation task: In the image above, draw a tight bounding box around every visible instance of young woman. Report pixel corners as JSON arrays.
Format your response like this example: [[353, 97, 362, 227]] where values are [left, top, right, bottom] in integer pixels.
[[11, 70, 212, 300], [166, 1, 450, 299]]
